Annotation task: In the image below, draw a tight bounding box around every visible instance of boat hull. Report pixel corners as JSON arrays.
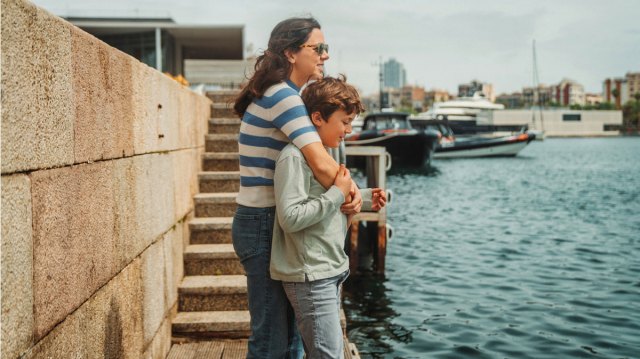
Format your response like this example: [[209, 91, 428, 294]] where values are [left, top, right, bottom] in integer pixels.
[[434, 133, 535, 159], [346, 132, 439, 166]]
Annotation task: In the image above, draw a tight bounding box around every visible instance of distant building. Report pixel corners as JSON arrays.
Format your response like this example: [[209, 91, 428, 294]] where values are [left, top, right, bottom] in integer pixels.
[[401, 85, 426, 111], [585, 93, 603, 106], [551, 78, 585, 106], [496, 92, 524, 109], [424, 89, 452, 109], [522, 85, 552, 107], [64, 17, 252, 87], [602, 77, 628, 108], [383, 58, 407, 89], [458, 80, 495, 102], [627, 72, 640, 99]]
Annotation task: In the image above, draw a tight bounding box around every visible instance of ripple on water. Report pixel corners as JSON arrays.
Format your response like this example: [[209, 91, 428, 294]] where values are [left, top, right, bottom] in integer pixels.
[[344, 138, 640, 358]]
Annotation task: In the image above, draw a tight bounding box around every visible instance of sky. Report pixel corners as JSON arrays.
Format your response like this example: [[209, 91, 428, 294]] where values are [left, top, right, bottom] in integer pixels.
[[33, 0, 640, 97]]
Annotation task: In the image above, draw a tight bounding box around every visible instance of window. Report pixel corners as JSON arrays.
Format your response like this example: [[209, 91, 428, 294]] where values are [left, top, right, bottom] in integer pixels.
[[563, 114, 581, 121]]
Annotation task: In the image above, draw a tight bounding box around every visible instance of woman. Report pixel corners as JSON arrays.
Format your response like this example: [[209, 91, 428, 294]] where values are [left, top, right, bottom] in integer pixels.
[[232, 17, 362, 358]]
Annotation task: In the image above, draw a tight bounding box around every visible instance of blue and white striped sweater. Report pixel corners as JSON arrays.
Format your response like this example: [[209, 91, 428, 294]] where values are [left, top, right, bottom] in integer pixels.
[[236, 81, 321, 208]]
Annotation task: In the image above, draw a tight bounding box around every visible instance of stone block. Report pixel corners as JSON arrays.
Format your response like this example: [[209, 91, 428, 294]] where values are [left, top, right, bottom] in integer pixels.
[[1, 174, 34, 358], [23, 259, 144, 359], [172, 149, 197, 221], [71, 28, 135, 163], [142, 315, 172, 359], [113, 154, 176, 268], [1, 0, 74, 174], [131, 68, 182, 154], [142, 240, 166, 346], [30, 162, 118, 340], [163, 224, 184, 311]]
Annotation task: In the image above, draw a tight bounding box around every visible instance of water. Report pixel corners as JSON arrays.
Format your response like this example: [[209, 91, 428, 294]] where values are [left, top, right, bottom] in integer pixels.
[[343, 138, 640, 358]]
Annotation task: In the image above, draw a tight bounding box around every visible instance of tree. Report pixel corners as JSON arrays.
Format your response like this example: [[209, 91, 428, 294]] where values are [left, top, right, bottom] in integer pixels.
[[612, 88, 620, 109]]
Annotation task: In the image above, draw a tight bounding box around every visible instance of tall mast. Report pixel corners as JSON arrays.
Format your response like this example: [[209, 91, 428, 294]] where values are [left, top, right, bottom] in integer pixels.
[[532, 39, 544, 131]]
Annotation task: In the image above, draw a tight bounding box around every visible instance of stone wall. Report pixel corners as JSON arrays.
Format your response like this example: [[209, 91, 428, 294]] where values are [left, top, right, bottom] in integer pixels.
[[1, 0, 211, 358]]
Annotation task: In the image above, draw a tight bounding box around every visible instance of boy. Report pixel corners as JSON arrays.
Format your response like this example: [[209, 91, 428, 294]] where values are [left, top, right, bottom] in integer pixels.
[[270, 76, 386, 358]]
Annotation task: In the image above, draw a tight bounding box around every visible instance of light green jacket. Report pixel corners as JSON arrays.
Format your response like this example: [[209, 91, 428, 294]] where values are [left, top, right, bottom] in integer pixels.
[[270, 144, 363, 282]]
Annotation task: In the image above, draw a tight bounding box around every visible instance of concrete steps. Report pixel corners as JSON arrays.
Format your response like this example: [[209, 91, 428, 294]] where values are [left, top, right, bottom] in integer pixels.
[[194, 192, 237, 218], [198, 171, 240, 193], [172, 311, 251, 340], [211, 103, 235, 118], [202, 153, 239, 172], [188, 217, 232, 245], [184, 244, 243, 276], [178, 275, 248, 312], [208, 118, 240, 135], [205, 134, 239, 153], [172, 89, 251, 343]]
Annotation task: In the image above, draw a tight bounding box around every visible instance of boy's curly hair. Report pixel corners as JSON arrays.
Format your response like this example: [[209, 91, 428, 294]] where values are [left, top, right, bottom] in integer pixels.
[[301, 75, 365, 121]]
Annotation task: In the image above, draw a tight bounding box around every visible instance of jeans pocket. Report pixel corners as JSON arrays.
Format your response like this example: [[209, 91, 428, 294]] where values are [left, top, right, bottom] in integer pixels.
[[232, 212, 261, 260]]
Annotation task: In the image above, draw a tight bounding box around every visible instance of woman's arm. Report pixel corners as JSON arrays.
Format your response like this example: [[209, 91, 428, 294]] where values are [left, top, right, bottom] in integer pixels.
[[300, 142, 363, 214]]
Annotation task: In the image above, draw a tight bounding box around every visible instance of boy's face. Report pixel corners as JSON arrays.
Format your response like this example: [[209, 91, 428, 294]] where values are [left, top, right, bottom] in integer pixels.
[[312, 109, 355, 148]]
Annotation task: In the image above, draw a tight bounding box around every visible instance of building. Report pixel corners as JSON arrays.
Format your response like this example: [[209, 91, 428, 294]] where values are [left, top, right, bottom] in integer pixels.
[[603, 77, 628, 108], [66, 17, 253, 87], [383, 58, 407, 89], [585, 93, 603, 106], [424, 89, 452, 109], [487, 109, 622, 136], [401, 85, 426, 111], [551, 78, 585, 106], [496, 92, 524, 109], [458, 80, 495, 102], [627, 72, 640, 100], [522, 85, 552, 107]]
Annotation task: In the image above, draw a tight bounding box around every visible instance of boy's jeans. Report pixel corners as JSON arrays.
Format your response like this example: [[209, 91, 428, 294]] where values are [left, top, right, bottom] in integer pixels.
[[231, 205, 303, 359], [283, 270, 350, 359]]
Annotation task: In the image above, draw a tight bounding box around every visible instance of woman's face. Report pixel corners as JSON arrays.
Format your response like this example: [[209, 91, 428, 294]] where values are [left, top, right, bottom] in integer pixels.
[[289, 28, 330, 82]]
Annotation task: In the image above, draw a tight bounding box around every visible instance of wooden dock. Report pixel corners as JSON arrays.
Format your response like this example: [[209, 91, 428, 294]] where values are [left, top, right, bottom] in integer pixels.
[[167, 337, 360, 358]]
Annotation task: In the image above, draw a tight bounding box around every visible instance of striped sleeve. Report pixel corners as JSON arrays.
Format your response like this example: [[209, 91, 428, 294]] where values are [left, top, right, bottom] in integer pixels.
[[269, 87, 321, 149]]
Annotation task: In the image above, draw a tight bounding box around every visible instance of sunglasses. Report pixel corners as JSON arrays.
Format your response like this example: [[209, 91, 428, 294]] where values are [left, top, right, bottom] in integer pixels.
[[299, 43, 329, 55]]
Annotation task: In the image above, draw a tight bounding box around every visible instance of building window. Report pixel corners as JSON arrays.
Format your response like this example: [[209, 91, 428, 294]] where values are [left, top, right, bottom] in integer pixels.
[[563, 114, 581, 121], [604, 124, 621, 131]]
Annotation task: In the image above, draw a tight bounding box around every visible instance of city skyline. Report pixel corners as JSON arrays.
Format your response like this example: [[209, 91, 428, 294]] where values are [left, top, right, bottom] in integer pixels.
[[33, 0, 640, 96]]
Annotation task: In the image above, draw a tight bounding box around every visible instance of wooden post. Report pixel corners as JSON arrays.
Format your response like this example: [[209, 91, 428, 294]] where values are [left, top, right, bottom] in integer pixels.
[[349, 220, 359, 273], [376, 223, 387, 273]]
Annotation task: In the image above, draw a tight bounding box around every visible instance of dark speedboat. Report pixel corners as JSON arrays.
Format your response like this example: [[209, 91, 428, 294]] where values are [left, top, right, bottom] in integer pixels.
[[418, 119, 536, 158], [345, 112, 440, 166]]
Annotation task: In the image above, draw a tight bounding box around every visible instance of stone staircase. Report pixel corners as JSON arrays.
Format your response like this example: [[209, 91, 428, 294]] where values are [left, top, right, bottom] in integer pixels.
[[170, 90, 358, 357], [172, 90, 249, 341]]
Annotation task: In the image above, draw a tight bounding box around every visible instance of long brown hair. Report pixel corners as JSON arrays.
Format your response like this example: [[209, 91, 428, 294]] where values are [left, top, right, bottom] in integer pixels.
[[234, 17, 321, 117]]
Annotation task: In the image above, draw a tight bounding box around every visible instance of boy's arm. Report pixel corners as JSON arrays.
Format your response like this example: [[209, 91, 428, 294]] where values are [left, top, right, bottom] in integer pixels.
[[275, 154, 345, 233]]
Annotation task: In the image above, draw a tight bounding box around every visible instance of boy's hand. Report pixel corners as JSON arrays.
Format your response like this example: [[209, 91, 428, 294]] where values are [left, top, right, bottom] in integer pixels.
[[340, 181, 362, 215], [371, 188, 387, 211], [334, 164, 352, 198]]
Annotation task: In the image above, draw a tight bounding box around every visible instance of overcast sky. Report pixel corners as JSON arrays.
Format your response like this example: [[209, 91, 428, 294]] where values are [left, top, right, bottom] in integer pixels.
[[33, 0, 640, 96]]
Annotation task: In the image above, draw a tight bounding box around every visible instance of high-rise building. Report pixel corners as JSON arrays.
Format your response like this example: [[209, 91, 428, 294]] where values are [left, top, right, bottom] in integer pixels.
[[383, 58, 407, 89]]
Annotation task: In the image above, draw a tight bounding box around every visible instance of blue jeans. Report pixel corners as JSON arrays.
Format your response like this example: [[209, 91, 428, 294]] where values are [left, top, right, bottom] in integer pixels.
[[232, 205, 303, 359], [283, 270, 350, 359]]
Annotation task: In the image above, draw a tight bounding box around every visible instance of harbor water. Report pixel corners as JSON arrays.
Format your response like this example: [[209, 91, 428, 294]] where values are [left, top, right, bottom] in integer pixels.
[[344, 137, 640, 358]]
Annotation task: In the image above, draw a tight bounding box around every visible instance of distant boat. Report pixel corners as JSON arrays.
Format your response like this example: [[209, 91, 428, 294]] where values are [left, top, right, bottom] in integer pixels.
[[345, 112, 440, 167], [420, 119, 536, 158]]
